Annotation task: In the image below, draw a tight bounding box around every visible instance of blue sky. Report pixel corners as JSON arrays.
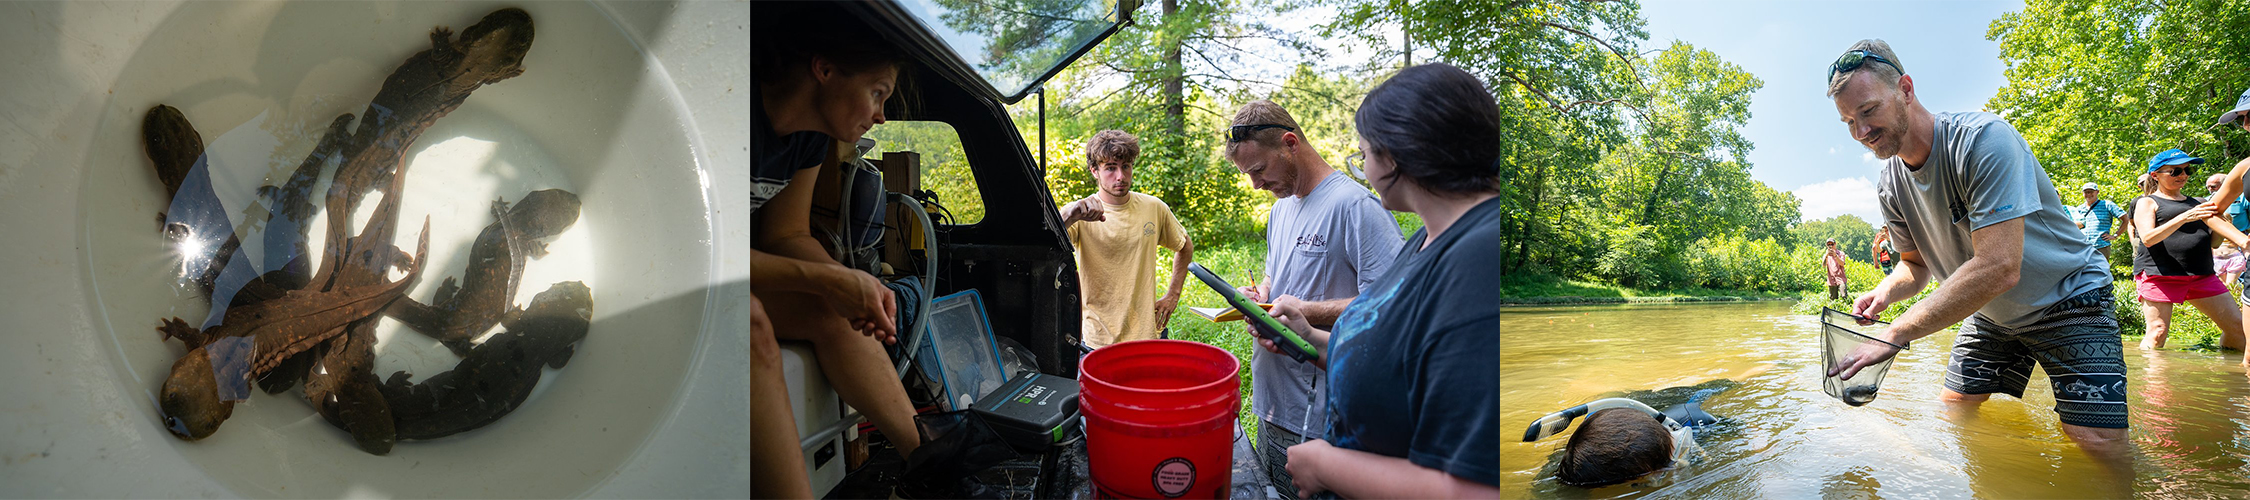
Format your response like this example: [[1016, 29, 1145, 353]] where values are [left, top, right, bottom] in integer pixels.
[[1642, 0, 2026, 226]]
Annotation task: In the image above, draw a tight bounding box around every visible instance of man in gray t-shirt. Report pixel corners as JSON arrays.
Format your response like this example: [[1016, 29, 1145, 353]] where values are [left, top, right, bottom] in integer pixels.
[[1223, 100, 1403, 499], [1822, 40, 2128, 476]]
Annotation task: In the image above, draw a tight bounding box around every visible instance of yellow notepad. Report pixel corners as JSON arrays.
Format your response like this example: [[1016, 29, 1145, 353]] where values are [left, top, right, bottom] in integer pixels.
[[1188, 303, 1273, 322]]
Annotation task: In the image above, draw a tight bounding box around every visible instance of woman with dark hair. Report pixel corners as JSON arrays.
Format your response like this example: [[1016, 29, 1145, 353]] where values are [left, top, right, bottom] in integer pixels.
[[1262, 63, 1501, 498], [749, 19, 920, 499]]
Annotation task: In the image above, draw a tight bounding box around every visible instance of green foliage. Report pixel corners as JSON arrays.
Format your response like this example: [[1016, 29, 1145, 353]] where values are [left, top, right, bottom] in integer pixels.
[[1988, 0, 2250, 353], [1593, 224, 1662, 288], [1320, 0, 1798, 292], [1001, 0, 1337, 247], [1792, 215, 1879, 263], [1020, 82, 1269, 244], [1157, 239, 1269, 442], [1988, 0, 2250, 197], [1789, 258, 1932, 319], [865, 121, 986, 223], [1694, 234, 1799, 291]]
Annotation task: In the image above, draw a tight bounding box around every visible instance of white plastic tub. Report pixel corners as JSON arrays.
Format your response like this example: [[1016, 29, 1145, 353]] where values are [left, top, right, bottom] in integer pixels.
[[0, 1, 749, 497]]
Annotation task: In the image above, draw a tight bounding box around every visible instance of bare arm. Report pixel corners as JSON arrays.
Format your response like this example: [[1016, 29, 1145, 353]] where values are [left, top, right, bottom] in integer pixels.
[[2139, 197, 2217, 247], [1852, 246, 1931, 323], [2205, 217, 2250, 249], [1165, 237, 1194, 301], [2207, 157, 2250, 213], [752, 162, 897, 341], [1058, 196, 1104, 228], [1288, 440, 1497, 499], [1295, 298, 1354, 327], [1266, 298, 1331, 370], [1884, 218, 2025, 346], [754, 164, 836, 264], [1152, 237, 1195, 327]]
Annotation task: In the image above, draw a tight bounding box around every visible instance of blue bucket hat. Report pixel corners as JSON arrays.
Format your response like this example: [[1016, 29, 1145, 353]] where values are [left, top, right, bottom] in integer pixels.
[[2219, 87, 2250, 126], [2147, 149, 2206, 173]]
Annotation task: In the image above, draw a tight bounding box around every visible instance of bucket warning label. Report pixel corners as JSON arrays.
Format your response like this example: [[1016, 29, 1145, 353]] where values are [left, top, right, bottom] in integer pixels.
[[1152, 457, 1195, 498]]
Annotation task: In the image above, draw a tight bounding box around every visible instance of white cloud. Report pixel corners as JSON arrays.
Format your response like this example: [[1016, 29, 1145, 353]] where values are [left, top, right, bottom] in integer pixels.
[[1860, 151, 1888, 170], [1795, 177, 1883, 224], [1827, 146, 1838, 155]]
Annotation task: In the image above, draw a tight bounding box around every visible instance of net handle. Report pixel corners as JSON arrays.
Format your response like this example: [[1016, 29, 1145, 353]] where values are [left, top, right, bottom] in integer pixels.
[[1820, 308, 1909, 350]]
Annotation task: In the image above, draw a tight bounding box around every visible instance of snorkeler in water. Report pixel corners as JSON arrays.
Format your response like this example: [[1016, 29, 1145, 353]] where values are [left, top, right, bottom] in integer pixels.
[[1521, 383, 1731, 488]]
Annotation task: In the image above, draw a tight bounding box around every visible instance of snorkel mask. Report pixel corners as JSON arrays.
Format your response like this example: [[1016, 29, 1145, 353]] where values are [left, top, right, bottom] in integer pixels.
[[1523, 398, 1701, 480]]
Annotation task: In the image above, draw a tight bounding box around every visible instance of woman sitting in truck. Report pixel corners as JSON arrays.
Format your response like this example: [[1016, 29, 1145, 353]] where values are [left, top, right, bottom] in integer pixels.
[[1262, 63, 1500, 498], [750, 24, 923, 500]]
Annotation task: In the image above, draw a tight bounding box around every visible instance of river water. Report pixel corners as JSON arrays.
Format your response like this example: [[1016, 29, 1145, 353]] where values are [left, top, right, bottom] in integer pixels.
[[1500, 302, 2250, 498]]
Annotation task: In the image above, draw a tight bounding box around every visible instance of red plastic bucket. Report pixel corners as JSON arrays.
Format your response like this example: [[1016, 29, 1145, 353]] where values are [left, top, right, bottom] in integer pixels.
[[1079, 386, 1235, 425], [1080, 340, 1240, 499]]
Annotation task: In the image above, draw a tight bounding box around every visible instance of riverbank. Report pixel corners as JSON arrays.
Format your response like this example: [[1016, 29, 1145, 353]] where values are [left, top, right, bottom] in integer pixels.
[[1501, 295, 1798, 306], [1499, 277, 1800, 306]]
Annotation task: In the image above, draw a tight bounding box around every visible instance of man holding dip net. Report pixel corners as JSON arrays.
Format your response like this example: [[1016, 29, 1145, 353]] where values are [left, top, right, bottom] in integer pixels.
[[1820, 39, 2128, 469]]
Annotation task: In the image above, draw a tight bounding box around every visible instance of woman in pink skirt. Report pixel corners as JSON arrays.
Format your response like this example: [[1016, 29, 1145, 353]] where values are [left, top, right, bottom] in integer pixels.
[[2133, 149, 2250, 350]]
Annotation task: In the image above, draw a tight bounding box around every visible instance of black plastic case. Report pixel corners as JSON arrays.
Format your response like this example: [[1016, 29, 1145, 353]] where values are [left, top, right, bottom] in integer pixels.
[[970, 371, 1082, 452]]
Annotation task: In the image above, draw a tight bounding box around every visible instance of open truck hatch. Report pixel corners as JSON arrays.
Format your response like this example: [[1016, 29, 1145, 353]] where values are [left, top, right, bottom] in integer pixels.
[[757, 1, 1181, 498], [852, 0, 1138, 104]]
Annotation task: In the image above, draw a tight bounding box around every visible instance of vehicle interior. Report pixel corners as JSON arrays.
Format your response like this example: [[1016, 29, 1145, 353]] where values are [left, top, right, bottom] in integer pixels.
[[753, 0, 1135, 496]]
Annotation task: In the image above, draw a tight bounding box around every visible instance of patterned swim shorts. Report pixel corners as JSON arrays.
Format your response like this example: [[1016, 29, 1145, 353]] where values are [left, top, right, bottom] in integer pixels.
[[1945, 285, 2129, 429]]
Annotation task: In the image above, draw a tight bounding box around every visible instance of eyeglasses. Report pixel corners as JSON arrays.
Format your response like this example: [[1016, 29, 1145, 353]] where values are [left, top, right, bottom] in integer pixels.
[[1829, 50, 1903, 84], [1344, 150, 1366, 180], [1227, 124, 1296, 143], [2159, 167, 2195, 177]]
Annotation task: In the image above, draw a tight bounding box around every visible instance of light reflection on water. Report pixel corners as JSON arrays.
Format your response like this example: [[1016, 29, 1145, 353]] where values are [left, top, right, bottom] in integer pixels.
[[1501, 302, 2250, 499]]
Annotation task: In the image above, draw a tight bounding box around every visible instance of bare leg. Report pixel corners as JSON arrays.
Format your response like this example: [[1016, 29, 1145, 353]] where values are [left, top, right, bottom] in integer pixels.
[[2061, 423, 2134, 494], [2184, 293, 2246, 350], [767, 290, 921, 459], [2140, 300, 2173, 349], [1940, 389, 1989, 406], [1939, 389, 1988, 423], [751, 295, 814, 499], [2238, 304, 2250, 368]]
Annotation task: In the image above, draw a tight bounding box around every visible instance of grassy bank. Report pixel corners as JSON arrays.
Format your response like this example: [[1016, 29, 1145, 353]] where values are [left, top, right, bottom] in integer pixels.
[[1154, 239, 1268, 442], [1499, 276, 1798, 305]]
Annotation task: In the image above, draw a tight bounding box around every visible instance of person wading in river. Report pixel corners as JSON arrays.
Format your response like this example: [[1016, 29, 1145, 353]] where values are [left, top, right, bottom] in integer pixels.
[[1819, 40, 2131, 473], [2183, 86, 2250, 370], [1823, 239, 1850, 300], [2131, 150, 2250, 352]]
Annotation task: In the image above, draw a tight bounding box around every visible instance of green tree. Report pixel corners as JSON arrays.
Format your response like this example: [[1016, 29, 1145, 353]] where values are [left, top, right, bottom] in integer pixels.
[[1605, 42, 1778, 247], [1322, 0, 1648, 277], [1316, 1, 1802, 292], [1792, 214, 1879, 264], [1988, 0, 2250, 196], [1001, 0, 1326, 245]]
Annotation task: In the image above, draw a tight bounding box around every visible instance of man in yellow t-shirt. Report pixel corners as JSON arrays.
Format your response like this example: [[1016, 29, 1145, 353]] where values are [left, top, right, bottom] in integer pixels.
[[1060, 129, 1195, 347]]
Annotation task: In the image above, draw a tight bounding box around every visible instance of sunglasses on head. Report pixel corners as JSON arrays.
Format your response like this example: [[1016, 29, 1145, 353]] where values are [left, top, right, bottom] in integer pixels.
[[1227, 124, 1296, 143], [1829, 50, 1903, 84]]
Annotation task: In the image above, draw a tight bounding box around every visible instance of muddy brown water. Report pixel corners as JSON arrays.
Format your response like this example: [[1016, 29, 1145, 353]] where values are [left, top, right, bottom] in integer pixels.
[[1501, 302, 2250, 498]]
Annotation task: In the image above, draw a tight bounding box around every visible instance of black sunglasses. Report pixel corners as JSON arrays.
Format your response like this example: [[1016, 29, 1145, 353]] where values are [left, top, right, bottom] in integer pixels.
[[1227, 124, 1296, 143], [1829, 50, 1903, 84]]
